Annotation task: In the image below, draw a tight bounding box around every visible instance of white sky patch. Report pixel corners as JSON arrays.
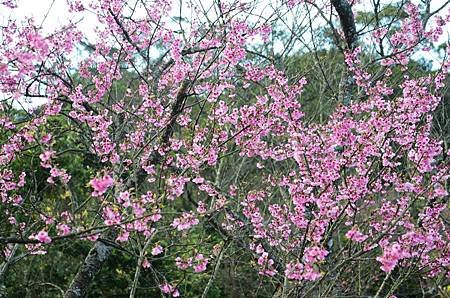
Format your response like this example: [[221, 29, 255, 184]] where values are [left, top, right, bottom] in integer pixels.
[[0, 0, 449, 109]]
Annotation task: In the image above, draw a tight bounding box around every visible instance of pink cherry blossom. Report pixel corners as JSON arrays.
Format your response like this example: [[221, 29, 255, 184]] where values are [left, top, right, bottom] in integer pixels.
[[151, 245, 164, 256], [159, 283, 180, 297], [90, 175, 114, 197], [57, 224, 71, 236], [376, 243, 410, 272], [193, 254, 208, 273], [345, 228, 368, 243], [33, 231, 52, 244], [171, 212, 199, 231]]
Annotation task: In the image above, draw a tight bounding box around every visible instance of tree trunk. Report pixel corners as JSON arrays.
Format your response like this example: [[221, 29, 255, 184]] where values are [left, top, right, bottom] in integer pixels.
[[64, 233, 115, 298]]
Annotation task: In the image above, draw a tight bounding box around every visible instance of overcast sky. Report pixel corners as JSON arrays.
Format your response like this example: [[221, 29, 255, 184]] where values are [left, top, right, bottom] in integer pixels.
[[1, 0, 448, 108], [2, 0, 448, 35]]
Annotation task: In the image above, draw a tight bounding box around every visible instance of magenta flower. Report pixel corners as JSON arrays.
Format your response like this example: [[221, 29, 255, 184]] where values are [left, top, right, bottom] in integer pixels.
[[39, 150, 55, 168], [193, 254, 209, 273], [171, 212, 199, 231], [90, 175, 114, 197], [56, 224, 71, 236], [376, 243, 410, 272], [175, 257, 192, 270], [160, 283, 180, 297], [345, 228, 368, 243], [151, 245, 164, 256], [34, 230, 52, 244]]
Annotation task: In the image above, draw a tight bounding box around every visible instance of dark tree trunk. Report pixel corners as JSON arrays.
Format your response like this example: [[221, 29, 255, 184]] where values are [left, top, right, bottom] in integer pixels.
[[331, 0, 357, 49], [64, 235, 115, 298]]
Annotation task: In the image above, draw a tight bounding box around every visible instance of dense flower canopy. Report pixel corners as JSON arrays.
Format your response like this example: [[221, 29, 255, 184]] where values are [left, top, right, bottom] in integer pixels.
[[0, 0, 449, 297]]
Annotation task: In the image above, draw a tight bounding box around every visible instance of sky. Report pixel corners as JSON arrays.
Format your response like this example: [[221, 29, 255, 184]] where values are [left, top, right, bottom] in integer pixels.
[[1, 0, 448, 61], [1, 0, 447, 29], [0, 0, 449, 108]]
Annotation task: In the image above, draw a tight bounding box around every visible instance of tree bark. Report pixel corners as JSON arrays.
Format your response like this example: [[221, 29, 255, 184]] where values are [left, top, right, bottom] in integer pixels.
[[331, 0, 357, 105], [0, 244, 18, 297], [64, 233, 115, 298], [331, 0, 357, 49]]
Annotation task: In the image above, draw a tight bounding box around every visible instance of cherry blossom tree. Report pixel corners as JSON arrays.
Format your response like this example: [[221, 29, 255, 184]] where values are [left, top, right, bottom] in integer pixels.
[[0, 0, 449, 296]]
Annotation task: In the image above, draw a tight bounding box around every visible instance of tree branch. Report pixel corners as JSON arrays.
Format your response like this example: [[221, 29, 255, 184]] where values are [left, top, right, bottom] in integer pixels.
[[64, 230, 116, 298], [331, 0, 357, 49]]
